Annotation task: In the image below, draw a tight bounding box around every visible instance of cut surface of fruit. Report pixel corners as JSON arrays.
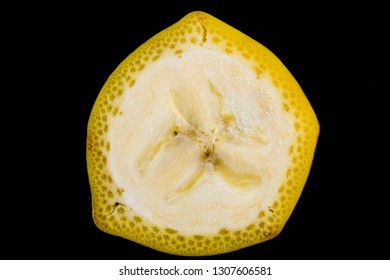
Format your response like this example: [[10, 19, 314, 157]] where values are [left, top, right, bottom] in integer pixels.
[[86, 11, 319, 256]]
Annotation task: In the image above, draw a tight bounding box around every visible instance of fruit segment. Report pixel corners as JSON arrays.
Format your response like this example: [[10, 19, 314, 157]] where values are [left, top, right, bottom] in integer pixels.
[[87, 11, 319, 256]]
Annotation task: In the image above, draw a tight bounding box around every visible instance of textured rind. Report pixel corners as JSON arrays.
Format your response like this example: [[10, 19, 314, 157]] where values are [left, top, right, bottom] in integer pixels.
[[86, 11, 319, 256]]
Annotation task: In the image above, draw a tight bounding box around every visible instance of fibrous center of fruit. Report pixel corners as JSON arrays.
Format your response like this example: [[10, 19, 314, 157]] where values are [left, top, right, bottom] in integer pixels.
[[107, 47, 295, 235]]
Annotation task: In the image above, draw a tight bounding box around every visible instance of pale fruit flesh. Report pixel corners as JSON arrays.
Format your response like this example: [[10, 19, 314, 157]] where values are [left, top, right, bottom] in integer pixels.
[[86, 11, 319, 256]]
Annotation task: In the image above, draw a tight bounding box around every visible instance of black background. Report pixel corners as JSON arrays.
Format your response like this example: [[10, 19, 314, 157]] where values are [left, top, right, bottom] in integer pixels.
[[2, 2, 389, 260]]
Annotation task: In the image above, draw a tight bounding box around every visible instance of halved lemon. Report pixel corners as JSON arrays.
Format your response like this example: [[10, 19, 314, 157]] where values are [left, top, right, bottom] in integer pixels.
[[86, 11, 319, 256]]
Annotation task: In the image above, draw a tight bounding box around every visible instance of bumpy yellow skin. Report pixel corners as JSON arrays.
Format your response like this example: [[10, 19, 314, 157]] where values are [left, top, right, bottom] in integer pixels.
[[86, 11, 319, 256]]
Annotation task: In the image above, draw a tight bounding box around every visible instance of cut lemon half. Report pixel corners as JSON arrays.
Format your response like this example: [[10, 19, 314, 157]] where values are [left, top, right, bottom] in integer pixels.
[[86, 11, 319, 256]]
